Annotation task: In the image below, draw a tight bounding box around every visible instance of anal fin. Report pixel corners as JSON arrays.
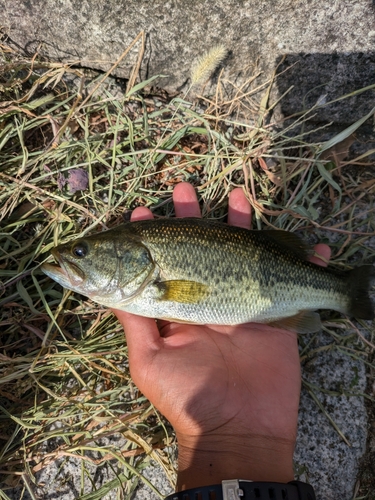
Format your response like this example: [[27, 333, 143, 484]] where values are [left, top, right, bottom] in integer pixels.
[[267, 311, 321, 334]]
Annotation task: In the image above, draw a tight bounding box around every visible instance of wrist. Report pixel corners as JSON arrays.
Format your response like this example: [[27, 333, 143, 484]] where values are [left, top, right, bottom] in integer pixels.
[[176, 432, 295, 491]]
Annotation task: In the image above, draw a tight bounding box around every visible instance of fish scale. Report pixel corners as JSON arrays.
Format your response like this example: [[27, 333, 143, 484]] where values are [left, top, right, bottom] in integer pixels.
[[41, 217, 374, 333]]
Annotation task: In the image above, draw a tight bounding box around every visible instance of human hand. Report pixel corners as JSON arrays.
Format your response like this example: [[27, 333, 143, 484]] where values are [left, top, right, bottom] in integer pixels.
[[113, 183, 330, 490]]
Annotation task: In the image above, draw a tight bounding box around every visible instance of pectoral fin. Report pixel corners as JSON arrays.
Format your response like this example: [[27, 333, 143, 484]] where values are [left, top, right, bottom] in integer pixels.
[[158, 280, 209, 304], [268, 311, 321, 334]]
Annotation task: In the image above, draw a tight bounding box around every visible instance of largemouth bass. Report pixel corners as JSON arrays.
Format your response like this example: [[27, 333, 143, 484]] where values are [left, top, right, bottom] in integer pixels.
[[41, 218, 374, 333]]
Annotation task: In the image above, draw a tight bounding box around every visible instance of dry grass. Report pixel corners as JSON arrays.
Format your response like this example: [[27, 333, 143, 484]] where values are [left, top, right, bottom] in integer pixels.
[[0, 33, 375, 498]]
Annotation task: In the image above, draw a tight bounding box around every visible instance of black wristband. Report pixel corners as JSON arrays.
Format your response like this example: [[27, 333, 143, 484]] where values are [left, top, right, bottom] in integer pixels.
[[165, 479, 316, 500]]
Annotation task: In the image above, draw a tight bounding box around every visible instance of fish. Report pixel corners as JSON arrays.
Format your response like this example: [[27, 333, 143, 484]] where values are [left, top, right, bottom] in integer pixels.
[[41, 217, 374, 333]]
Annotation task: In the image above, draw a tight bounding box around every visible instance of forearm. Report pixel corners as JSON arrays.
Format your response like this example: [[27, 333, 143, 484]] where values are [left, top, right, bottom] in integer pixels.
[[176, 434, 295, 491]]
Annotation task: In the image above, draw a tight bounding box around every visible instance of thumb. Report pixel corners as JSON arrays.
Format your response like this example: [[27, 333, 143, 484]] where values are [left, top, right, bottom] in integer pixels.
[[112, 309, 162, 368]]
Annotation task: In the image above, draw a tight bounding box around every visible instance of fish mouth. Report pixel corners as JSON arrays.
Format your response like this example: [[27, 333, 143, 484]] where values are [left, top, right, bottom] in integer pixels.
[[41, 249, 85, 288]]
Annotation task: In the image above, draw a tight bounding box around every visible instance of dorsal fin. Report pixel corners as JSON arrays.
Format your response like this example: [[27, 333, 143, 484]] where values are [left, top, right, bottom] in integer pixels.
[[260, 230, 312, 260]]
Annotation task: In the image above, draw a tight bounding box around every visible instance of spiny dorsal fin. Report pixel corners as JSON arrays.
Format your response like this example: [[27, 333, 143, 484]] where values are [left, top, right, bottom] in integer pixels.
[[158, 280, 209, 304]]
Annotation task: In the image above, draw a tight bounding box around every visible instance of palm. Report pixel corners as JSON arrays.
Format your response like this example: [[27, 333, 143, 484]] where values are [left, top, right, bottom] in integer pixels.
[[127, 320, 300, 443]]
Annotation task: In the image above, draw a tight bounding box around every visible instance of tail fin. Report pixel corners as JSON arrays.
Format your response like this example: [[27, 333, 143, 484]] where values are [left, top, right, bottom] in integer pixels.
[[348, 265, 374, 319]]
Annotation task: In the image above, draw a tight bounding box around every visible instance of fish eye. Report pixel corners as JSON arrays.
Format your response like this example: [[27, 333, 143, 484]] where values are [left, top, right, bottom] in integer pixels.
[[72, 242, 89, 258]]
